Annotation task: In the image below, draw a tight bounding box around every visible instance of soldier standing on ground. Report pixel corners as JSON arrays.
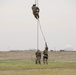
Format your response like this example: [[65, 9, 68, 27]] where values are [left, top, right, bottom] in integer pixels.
[[35, 50, 41, 64], [43, 42, 48, 64]]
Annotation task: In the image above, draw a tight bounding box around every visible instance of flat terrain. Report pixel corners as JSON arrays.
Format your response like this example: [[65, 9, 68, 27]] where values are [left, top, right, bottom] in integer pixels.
[[0, 50, 76, 61], [0, 51, 76, 75]]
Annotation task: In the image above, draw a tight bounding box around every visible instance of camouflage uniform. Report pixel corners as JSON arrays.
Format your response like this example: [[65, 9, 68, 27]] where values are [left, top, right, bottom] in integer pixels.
[[35, 50, 41, 64], [43, 43, 48, 64], [32, 4, 40, 19]]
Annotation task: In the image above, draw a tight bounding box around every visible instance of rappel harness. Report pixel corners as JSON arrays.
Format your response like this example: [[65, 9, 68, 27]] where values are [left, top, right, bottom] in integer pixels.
[[33, 0, 48, 50]]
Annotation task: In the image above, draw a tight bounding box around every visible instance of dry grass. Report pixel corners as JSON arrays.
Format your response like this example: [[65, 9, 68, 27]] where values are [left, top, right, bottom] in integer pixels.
[[0, 69, 76, 75], [0, 51, 76, 75], [0, 51, 76, 61]]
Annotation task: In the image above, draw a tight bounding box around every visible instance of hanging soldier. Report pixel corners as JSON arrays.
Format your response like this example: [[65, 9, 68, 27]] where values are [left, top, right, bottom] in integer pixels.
[[31, 4, 40, 19]]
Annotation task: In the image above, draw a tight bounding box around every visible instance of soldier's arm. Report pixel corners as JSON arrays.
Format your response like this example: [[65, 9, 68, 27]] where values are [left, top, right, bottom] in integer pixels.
[[36, 7, 40, 13]]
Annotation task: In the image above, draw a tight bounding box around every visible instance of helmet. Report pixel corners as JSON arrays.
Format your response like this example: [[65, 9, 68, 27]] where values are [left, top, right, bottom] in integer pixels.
[[33, 4, 36, 6]]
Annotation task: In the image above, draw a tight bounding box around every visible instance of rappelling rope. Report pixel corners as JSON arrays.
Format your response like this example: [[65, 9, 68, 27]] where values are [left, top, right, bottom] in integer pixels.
[[35, 0, 39, 50], [35, 0, 38, 6], [35, 0, 47, 50], [38, 19, 46, 43], [37, 19, 39, 50]]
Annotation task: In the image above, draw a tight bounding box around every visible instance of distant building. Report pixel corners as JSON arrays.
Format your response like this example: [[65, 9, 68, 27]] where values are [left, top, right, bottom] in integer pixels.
[[60, 50, 65, 52], [50, 50, 53, 52], [64, 45, 73, 51]]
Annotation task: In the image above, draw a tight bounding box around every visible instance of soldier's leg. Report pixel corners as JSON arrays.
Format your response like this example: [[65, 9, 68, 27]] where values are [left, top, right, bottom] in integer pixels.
[[43, 56, 45, 64], [46, 55, 48, 64], [34, 15, 37, 19], [46, 59, 48, 64], [35, 59, 37, 64], [39, 57, 41, 64], [37, 14, 39, 19], [38, 57, 39, 64], [33, 13, 37, 19], [45, 57, 47, 63], [35, 58, 38, 64], [38, 57, 41, 64], [34, 14, 39, 19], [39, 59, 41, 64]]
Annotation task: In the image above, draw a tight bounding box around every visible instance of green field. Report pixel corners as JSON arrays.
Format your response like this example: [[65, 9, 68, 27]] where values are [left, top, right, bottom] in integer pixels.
[[0, 51, 76, 75], [0, 59, 76, 75]]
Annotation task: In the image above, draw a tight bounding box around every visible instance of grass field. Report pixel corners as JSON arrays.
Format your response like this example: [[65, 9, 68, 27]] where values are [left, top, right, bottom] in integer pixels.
[[0, 59, 76, 75], [0, 51, 76, 75]]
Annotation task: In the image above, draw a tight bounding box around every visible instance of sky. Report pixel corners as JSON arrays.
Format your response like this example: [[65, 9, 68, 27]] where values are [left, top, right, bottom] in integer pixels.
[[0, 0, 76, 51]]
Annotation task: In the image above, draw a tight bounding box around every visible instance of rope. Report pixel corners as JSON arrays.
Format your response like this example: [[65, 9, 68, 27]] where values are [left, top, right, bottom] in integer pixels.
[[35, 0, 39, 50], [35, 0, 38, 6], [34, 0, 47, 50], [35, 0, 36, 4], [38, 19, 46, 43], [37, 19, 47, 50], [37, 20, 39, 50]]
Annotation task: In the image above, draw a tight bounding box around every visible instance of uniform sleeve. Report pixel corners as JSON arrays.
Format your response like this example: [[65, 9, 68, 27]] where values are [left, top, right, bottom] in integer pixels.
[[36, 7, 40, 12]]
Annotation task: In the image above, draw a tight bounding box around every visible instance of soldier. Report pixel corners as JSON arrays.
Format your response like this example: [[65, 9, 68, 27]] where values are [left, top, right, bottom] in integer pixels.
[[43, 42, 48, 64], [35, 50, 41, 64], [32, 4, 40, 19]]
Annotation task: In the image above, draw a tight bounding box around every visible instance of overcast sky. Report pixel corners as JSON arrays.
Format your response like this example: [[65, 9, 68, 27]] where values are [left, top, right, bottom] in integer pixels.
[[0, 0, 76, 51]]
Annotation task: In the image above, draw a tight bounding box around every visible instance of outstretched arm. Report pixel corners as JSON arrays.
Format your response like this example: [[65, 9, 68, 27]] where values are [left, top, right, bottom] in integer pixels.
[[45, 42, 48, 50]]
